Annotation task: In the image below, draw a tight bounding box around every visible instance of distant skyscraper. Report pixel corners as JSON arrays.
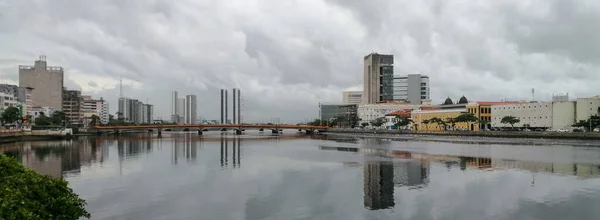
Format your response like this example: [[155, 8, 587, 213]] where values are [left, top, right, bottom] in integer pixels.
[[185, 95, 197, 124], [19, 56, 64, 110], [363, 53, 394, 104], [171, 91, 179, 123], [177, 98, 185, 124]]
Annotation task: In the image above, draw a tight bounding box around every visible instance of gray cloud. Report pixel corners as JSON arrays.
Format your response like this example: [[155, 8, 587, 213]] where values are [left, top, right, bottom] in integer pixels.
[[1, 0, 599, 122]]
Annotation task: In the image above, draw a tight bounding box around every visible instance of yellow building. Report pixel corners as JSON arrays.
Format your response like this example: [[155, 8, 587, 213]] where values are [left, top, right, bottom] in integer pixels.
[[411, 108, 472, 131], [467, 101, 525, 131]]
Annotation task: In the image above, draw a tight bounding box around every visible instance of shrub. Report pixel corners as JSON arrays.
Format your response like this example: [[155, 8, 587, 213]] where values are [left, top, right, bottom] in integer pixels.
[[0, 154, 90, 220]]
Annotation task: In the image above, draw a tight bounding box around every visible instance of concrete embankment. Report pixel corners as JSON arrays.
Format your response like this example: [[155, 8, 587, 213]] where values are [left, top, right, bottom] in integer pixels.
[[0, 130, 72, 144], [325, 128, 600, 140]]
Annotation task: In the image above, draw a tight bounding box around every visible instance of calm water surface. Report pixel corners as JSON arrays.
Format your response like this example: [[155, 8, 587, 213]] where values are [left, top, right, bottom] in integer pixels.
[[2, 132, 600, 220]]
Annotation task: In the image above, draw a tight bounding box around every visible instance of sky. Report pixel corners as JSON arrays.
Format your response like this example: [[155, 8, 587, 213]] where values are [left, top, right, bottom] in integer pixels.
[[1, 0, 599, 123]]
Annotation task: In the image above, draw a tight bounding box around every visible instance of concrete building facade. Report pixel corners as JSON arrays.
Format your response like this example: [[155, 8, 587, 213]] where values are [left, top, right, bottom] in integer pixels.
[[0, 84, 33, 116], [393, 74, 430, 104], [171, 91, 179, 123], [177, 98, 185, 124], [81, 96, 106, 126], [491, 102, 553, 128], [19, 56, 64, 111], [62, 89, 83, 126], [185, 95, 197, 124], [343, 91, 363, 105], [358, 102, 420, 124], [363, 53, 394, 104], [575, 98, 600, 122]]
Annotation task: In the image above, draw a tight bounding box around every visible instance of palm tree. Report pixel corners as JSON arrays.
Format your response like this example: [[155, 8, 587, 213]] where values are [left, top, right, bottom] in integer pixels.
[[422, 119, 430, 131]]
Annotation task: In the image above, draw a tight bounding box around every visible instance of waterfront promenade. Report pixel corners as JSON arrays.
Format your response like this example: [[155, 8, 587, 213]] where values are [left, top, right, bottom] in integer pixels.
[[326, 128, 600, 140]]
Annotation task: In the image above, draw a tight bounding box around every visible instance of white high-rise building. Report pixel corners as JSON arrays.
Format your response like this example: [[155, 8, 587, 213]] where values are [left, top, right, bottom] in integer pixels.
[[171, 91, 179, 123], [177, 98, 185, 124], [185, 95, 197, 124], [393, 74, 430, 104]]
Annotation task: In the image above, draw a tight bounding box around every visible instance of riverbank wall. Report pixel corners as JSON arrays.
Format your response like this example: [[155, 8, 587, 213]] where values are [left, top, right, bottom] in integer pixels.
[[325, 128, 600, 140], [0, 130, 72, 144]]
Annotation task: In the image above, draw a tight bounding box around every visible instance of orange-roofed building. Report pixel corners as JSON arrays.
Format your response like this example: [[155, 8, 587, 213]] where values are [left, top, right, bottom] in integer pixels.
[[467, 101, 527, 131]]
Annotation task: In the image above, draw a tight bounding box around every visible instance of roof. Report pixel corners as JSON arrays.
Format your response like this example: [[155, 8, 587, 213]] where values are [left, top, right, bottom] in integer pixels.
[[420, 106, 441, 111], [476, 101, 526, 105], [385, 109, 413, 117]]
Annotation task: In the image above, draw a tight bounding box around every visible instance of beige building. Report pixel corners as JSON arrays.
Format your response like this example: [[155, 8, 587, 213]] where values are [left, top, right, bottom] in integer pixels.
[[363, 53, 394, 104], [19, 56, 64, 111], [63, 89, 83, 126], [343, 91, 362, 105]]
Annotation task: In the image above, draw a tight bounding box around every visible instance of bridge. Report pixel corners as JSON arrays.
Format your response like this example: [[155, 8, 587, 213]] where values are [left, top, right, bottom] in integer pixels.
[[92, 124, 329, 135]]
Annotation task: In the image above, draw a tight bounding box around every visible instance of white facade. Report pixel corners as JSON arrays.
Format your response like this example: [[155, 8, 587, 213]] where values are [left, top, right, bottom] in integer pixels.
[[358, 103, 419, 123], [101, 103, 109, 124], [491, 102, 553, 128], [575, 98, 600, 122], [177, 98, 185, 124], [393, 74, 430, 104], [342, 91, 362, 105], [0, 91, 21, 113], [30, 106, 54, 122], [552, 101, 576, 129], [171, 91, 178, 123], [185, 95, 197, 124]]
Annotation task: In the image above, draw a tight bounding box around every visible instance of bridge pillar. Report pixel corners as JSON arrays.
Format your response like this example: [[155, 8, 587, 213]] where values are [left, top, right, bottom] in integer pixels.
[[259, 128, 264, 132], [271, 129, 278, 134], [114, 129, 120, 136], [235, 129, 242, 135], [305, 129, 314, 134], [198, 129, 203, 135], [158, 128, 162, 137]]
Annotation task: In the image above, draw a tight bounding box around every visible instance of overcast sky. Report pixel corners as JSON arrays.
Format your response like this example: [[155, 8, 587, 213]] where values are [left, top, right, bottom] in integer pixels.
[[1, 0, 599, 123]]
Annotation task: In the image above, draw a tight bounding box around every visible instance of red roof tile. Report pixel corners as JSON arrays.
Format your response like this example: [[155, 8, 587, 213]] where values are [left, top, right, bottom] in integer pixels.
[[385, 110, 411, 117]]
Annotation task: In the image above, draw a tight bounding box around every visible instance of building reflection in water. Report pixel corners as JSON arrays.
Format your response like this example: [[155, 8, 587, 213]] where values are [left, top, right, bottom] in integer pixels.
[[363, 161, 395, 210], [171, 134, 200, 165], [220, 136, 241, 169]]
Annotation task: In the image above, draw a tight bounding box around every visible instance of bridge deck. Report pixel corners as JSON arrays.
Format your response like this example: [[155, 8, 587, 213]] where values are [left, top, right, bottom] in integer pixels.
[[93, 124, 328, 130]]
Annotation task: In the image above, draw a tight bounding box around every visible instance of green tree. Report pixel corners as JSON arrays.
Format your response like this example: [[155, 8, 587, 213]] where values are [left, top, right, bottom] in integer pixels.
[[454, 113, 479, 131], [370, 117, 386, 127], [500, 116, 520, 127], [35, 115, 53, 126], [51, 111, 67, 126], [430, 117, 447, 131], [0, 154, 90, 219], [573, 115, 600, 132], [89, 115, 100, 127], [1, 106, 21, 126], [394, 116, 412, 129], [422, 119, 431, 131], [361, 122, 369, 128]]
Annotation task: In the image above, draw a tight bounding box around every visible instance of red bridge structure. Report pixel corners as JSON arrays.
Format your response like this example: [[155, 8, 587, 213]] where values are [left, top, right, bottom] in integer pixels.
[[92, 124, 329, 135]]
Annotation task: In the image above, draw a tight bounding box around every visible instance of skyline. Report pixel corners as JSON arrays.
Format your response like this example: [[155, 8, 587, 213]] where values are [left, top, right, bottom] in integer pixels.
[[1, 0, 599, 122]]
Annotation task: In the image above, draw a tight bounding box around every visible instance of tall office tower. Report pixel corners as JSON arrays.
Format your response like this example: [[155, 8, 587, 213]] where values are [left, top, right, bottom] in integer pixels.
[[393, 74, 430, 104], [177, 98, 185, 124], [225, 90, 228, 124], [363, 53, 394, 104], [185, 95, 197, 124], [237, 89, 241, 124], [118, 97, 128, 120], [233, 89, 237, 124], [220, 89, 224, 124], [171, 91, 179, 123], [19, 55, 64, 110]]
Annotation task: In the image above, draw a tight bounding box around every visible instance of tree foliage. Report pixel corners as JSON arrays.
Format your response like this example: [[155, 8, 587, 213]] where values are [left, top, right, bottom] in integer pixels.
[[50, 111, 67, 125], [370, 117, 386, 127], [0, 154, 90, 220], [454, 113, 478, 123], [500, 116, 520, 127], [573, 115, 600, 131], [430, 117, 446, 130], [1, 106, 21, 125], [34, 115, 53, 126], [361, 122, 369, 128], [394, 116, 412, 129]]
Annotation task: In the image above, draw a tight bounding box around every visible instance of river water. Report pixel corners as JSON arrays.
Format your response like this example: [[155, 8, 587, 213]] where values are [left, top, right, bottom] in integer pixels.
[[2, 132, 600, 220]]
